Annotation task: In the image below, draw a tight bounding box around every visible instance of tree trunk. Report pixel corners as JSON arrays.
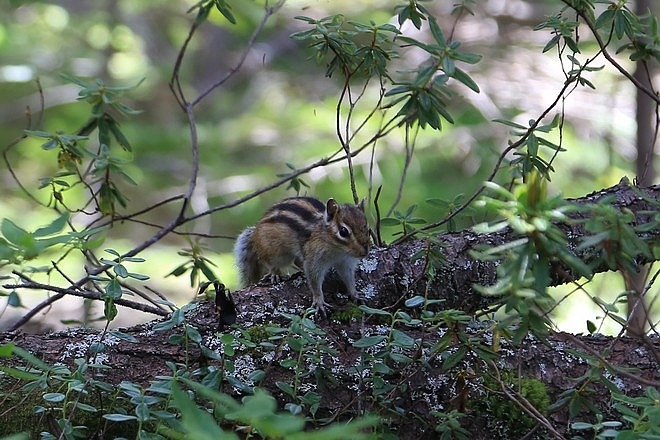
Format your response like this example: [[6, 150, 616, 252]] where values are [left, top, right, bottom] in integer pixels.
[[626, 0, 658, 337]]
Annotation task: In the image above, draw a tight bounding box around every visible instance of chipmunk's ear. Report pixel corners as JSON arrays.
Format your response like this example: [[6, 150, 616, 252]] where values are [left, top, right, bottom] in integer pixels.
[[325, 198, 340, 221], [357, 198, 365, 211]]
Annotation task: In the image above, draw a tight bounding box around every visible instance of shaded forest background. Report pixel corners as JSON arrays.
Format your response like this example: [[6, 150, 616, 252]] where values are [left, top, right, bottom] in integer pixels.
[[0, 1, 658, 439], [0, 0, 657, 334]]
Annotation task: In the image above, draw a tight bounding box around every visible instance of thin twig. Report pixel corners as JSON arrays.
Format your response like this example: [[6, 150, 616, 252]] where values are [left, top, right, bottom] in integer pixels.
[[191, 0, 286, 107], [387, 124, 418, 217]]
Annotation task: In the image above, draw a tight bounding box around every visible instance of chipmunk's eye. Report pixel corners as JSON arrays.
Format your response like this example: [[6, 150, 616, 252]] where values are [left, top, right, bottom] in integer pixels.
[[338, 226, 350, 238]]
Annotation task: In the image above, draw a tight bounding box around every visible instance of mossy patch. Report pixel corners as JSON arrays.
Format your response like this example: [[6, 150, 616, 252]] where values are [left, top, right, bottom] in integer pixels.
[[472, 370, 550, 435]]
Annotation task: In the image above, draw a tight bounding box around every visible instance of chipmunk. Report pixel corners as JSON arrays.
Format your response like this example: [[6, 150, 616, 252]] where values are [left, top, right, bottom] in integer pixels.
[[234, 196, 370, 314]]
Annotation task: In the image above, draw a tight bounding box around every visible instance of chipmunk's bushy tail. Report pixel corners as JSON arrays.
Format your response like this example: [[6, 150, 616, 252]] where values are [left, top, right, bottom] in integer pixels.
[[233, 226, 260, 286]]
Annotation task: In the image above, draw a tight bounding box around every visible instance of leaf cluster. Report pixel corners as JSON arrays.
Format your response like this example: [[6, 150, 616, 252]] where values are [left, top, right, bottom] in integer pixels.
[[25, 75, 141, 216], [292, 3, 482, 131], [471, 175, 591, 341]]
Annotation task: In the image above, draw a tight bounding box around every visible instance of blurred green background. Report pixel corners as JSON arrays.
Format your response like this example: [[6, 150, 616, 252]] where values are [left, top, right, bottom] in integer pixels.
[[0, 0, 655, 333]]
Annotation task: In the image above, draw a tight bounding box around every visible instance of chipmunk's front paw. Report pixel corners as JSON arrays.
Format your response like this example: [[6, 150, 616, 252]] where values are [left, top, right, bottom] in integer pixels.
[[311, 297, 331, 317]]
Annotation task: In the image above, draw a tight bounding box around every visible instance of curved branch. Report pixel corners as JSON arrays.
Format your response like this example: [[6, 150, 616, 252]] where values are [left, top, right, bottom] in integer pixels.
[[566, 1, 660, 105], [191, 0, 286, 108], [5, 275, 168, 331]]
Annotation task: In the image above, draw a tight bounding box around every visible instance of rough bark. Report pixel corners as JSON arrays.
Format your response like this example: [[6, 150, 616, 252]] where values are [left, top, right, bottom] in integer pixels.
[[0, 180, 658, 439]]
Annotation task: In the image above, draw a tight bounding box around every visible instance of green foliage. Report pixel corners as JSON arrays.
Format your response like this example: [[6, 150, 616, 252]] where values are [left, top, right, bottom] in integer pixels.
[[432, 410, 471, 440], [176, 379, 379, 440], [570, 386, 660, 439], [189, 0, 237, 25], [612, 386, 660, 438], [537, 0, 660, 63], [548, 347, 634, 422], [380, 204, 427, 237], [426, 194, 475, 232], [0, 213, 89, 265], [579, 195, 657, 273], [167, 240, 220, 288], [495, 114, 566, 179], [276, 163, 311, 195], [353, 300, 497, 420], [616, 12, 660, 62], [24, 74, 140, 216], [391, 15, 481, 129], [292, 4, 481, 131], [292, 15, 400, 79], [264, 310, 338, 417], [536, 14, 581, 53], [471, 174, 592, 342], [0, 305, 380, 439], [91, 248, 150, 322], [571, 415, 624, 440]]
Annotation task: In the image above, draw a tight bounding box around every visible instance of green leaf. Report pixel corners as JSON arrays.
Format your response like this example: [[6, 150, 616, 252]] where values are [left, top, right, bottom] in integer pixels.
[[105, 278, 123, 299], [352, 335, 387, 348], [215, 0, 236, 25], [358, 305, 391, 316], [43, 392, 65, 403], [493, 118, 528, 130], [11, 345, 53, 371], [0, 343, 14, 357], [103, 413, 138, 422], [0, 365, 43, 381], [452, 50, 482, 65], [542, 35, 560, 52], [586, 320, 597, 334], [451, 67, 480, 92], [442, 346, 467, 370], [135, 402, 150, 422], [114, 263, 129, 278], [109, 330, 138, 343], [379, 217, 402, 227], [60, 72, 91, 89], [185, 325, 202, 344], [428, 16, 446, 48], [104, 297, 117, 321], [24, 129, 54, 139], [7, 291, 23, 308], [388, 351, 413, 363], [595, 9, 615, 30], [391, 329, 415, 348], [76, 402, 98, 413], [571, 422, 595, 430], [153, 309, 185, 331], [1, 219, 28, 246], [275, 381, 295, 398], [404, 295, 425, 308], [107, 118, 133, 152]]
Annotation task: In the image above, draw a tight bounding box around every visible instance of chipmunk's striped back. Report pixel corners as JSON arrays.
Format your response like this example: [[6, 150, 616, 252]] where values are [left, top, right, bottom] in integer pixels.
[[234, 196, 370, 314], [259, 197, 326, 245]]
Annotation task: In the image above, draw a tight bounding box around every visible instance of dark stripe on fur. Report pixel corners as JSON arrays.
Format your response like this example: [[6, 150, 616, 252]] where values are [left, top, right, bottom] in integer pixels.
[[270, 198, 324, 223], [287, 196, 325, 211], [261, 215, 313, 242]]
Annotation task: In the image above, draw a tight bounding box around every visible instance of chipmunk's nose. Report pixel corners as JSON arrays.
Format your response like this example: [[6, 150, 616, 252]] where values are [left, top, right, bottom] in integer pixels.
[[356, 242, 369, 257]]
